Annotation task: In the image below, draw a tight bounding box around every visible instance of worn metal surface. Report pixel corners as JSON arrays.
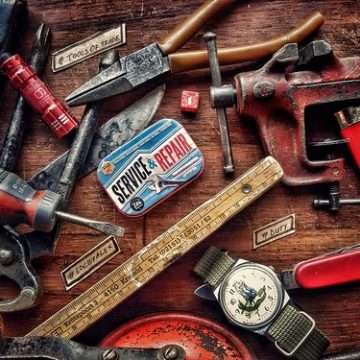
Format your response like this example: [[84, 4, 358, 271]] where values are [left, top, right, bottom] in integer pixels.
[[0, 23, 49, 313], [0, 52, 78, 138], [67, 43, 170, 106], [204, 32, 234, 174], [28, 85, 165, 191], [0, 226, 41, 312], [0, 24, 50, 172], [226, 40, 360, 186], [54, 51, 118, 207], [100, 312, 256, 360], [0, 336, 185, 360], [0, 51, 117, 313], [54, 211, 124, 237]]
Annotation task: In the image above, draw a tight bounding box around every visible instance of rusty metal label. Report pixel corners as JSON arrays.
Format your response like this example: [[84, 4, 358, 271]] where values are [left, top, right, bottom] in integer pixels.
[[61, 236, 120, 290], [52, 24, 126, 72], [253, 214, 295, 249]]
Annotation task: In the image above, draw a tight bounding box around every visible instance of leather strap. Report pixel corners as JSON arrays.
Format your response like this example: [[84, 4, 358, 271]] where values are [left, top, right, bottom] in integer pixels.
[[194, 246, 330, 359]]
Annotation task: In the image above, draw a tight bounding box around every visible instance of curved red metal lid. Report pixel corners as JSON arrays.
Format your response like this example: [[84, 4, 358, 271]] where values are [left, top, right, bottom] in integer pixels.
[[100, 312, 256, 360]]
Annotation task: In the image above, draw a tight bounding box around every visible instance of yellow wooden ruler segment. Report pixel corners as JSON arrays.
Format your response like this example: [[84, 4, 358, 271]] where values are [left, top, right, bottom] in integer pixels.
[[27, 156, 283, 339]]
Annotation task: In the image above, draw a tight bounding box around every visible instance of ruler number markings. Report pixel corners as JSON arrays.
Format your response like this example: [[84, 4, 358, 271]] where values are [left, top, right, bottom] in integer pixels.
[[27, 157, 283, 338]]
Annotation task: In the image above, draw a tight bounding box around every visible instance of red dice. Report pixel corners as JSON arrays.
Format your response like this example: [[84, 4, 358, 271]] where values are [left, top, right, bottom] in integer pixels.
[[180, 90, 200, 114]]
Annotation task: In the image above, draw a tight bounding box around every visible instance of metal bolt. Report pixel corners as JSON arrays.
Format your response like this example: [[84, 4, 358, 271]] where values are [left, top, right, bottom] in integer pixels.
[[0, 249, 14, 265], [163, 345, 179, 360], [100, 349, 119, 360]]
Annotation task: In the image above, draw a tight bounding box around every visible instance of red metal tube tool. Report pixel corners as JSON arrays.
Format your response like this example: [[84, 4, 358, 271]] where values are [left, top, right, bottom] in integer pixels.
[[0, 52, 78, 138], [335, 106, 360, 170]]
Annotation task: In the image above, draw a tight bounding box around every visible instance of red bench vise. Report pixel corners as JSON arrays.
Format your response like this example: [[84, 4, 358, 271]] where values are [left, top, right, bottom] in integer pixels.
[[211, 40, 360, 186]]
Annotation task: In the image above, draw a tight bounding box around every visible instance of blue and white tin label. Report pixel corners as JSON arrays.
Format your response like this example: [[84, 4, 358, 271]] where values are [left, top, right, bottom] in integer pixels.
[[98, 119, 204, 217]]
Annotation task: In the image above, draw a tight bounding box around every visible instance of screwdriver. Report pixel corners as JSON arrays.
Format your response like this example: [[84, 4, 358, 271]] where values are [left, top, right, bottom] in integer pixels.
[[0, 170, 124, 236]]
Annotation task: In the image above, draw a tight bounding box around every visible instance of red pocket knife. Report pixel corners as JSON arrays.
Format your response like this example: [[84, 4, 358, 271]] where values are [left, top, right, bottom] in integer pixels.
[[281, 244, 360, 290]]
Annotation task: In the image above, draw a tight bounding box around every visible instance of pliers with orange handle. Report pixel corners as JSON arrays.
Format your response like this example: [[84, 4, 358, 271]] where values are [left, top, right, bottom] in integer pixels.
[[66, 0, 324, 106]]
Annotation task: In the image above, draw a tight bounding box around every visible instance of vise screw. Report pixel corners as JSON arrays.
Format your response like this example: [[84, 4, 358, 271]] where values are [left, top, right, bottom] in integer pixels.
[[207, 39, 360, 186]]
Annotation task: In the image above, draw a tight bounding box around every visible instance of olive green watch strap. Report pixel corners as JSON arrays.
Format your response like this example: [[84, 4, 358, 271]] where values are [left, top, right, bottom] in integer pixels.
[[193, 246, 235, 287], [267, 304, 330, 360], [194, 247, 330, 359]]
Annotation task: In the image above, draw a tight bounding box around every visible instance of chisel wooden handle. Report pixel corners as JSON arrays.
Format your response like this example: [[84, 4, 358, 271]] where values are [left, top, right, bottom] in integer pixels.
[[158, 0, 237, 54], [169, 12, 324, 73]]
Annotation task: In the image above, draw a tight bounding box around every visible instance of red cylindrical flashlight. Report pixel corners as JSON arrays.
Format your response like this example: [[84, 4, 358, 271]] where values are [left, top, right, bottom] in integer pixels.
[[335, 106, 360, 169], [0, 52, 78, 138]]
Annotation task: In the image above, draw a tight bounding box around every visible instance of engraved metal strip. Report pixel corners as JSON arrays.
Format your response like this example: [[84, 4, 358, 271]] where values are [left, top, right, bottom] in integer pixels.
[[61, 235, 120, 290], [52, 24, 126, 72], [253, 214, 295, 249]]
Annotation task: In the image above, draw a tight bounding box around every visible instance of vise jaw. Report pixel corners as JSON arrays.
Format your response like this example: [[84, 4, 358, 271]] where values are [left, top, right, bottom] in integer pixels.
[[213, 40, 360, 186]]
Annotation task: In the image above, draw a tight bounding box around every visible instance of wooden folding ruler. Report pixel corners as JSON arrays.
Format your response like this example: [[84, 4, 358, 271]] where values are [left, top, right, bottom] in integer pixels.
[[27, 156, 283, 339]]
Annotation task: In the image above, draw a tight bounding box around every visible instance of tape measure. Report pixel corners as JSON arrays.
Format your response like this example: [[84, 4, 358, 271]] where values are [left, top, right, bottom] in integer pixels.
[[27, 156, 283, 339]]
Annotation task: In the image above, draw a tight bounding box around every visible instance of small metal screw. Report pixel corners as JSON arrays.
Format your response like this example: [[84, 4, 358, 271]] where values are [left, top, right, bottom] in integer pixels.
[[100, 349, 119, 360], [241, 184, 252, 194], [163, 346, 179, 360], [0, 249, 14, 265], [332, 166, 340, 176]]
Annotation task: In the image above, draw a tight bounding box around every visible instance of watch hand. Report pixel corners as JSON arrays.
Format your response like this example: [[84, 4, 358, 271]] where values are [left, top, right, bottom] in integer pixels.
[[241, 300, 249, 314]]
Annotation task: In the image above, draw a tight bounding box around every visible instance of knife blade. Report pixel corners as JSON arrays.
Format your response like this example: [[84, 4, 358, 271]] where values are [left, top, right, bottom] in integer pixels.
[[28, 84, 165, 190]]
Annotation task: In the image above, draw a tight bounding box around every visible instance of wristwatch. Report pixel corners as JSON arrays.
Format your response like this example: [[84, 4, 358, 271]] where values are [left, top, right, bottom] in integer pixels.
[[193, 247, 330, 359]]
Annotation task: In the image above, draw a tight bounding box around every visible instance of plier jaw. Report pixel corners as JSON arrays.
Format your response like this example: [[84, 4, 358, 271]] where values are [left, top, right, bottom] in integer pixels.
[[66, 43, 171, 106], [64, 0, 325, 106]]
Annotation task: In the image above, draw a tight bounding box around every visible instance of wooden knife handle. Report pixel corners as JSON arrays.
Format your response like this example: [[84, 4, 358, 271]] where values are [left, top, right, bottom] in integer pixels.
[[168, 12, 325, 73], [158, 0, 237, 55]]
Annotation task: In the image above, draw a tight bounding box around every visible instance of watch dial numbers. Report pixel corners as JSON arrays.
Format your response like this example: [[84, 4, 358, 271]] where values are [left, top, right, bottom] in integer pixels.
[[221, 265, 282, 328]]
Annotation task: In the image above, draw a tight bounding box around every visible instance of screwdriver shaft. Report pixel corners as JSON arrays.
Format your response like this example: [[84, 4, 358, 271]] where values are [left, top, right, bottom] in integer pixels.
[[55, 211, 124, 237]]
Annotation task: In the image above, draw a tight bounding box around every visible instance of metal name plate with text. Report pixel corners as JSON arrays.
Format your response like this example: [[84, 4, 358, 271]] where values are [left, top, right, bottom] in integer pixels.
[[61, 236, 121, 290], [52, 24, 126, 72], [253, 214, 295, 249]]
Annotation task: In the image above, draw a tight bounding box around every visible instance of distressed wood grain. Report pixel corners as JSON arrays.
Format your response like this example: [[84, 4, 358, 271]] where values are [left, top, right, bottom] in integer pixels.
[[1, 0, 360, 359]]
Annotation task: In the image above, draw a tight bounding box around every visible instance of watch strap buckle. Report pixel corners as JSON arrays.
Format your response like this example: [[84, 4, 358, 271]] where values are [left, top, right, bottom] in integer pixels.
[[268, 304, 329, 359], [274, 311, 315, 357]]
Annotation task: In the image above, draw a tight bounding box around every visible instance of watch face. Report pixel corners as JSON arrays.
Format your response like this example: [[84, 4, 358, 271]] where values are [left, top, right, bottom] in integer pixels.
[[219, 263, 283, 330]]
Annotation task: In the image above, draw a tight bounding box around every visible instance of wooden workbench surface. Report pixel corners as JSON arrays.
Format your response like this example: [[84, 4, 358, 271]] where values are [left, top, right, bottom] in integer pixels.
[[1, 0, 360, 358]]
